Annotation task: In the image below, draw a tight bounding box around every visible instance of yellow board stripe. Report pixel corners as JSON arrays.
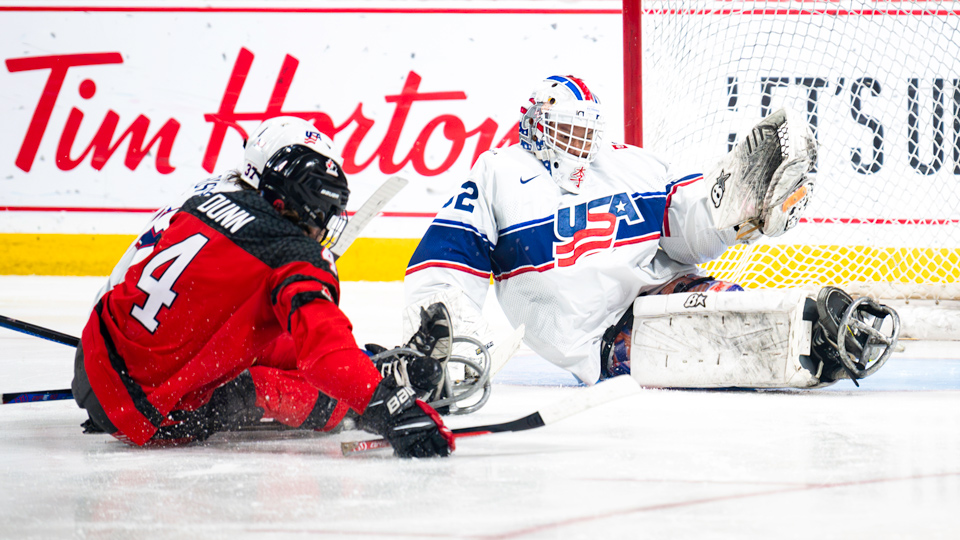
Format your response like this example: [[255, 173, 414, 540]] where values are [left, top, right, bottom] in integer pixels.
[[0, 234, 135, 276], [0, 233, 420, 281], [335, 238, 420, 281], [1, 233, 957, 286]]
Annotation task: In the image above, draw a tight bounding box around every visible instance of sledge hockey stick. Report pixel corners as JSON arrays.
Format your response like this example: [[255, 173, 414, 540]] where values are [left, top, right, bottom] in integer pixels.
[[1, 176, 409, 405], [331, 175, 408, 259], [2, 388, 73, 405], [0, 314, 79, 348], [0, 318, 80, 401], [340, 374, 642, 456]]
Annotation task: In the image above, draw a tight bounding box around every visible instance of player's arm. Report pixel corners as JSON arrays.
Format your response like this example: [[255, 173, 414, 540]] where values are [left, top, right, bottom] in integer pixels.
[[269, 261, 454, 457], [266, 261, 380, 412]]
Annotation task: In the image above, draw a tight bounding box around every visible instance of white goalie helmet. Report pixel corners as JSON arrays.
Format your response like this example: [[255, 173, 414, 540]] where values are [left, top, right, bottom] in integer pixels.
[[519, 75, 605, 193], [239, 116, 343, 190]]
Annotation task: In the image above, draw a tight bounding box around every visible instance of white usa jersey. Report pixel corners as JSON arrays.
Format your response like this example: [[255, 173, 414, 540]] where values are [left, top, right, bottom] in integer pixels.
[[404, 143, 736, 383]]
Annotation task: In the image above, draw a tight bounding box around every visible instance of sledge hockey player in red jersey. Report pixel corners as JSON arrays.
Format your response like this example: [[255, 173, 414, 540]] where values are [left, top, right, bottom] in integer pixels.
[[71, 117, 454, 457], [403, 75, 901, 389]]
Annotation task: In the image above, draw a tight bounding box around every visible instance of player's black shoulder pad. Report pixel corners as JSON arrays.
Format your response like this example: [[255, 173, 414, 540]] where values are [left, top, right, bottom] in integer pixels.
[[182, 191, 337, 275]]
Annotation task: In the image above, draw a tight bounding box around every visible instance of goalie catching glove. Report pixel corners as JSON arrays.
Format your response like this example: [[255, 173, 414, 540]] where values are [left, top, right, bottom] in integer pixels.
[[707, 108, 818, 242]]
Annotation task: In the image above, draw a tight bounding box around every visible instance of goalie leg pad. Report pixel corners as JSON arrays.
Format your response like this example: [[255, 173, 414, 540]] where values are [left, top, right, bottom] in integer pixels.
[[600, 275, 743, 380], [629, 290, 822, 388]]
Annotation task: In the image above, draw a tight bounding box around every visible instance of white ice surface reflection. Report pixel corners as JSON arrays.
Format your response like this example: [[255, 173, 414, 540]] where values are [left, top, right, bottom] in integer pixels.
[[1, 276, 959, 539]]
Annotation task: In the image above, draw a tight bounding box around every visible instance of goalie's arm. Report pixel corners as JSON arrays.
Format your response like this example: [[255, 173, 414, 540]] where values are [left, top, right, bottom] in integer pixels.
[[659, 174, 738, 265], [403, 165, 500, 343]]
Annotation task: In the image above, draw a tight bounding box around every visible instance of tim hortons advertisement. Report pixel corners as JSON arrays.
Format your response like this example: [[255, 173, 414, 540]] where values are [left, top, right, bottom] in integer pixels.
[[0, 4, 624, 239]]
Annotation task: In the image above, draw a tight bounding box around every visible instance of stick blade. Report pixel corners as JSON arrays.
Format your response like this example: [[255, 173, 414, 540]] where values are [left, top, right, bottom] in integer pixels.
[[341, 438, 393, 456], [331, 176, 409, 258], [489, 324, 525, 377], [536, 375, 641, 426]]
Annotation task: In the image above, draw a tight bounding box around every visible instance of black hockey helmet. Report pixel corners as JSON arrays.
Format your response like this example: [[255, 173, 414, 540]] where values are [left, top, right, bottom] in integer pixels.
[[259, 144, 350, 247]]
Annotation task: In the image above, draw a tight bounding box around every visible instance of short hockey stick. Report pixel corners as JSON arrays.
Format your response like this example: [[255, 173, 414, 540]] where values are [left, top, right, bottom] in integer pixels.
[[340, 374, 642, 456], [2, 388, 73, 404], [0, 317, 80, 403], [0, 314, 80, 348], [331, 175, 408, 259], [1, 176, 409, 405]]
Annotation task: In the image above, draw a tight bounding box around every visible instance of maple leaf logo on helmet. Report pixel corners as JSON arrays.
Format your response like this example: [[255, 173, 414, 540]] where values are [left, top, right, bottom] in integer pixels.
[[570, 166, 587, 188], [518, 75, 605, 195], [325, 158, 340, 177]]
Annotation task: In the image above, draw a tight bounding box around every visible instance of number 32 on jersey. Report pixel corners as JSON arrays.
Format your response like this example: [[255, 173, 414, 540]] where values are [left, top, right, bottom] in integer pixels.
[[443, 181, 479, 212]]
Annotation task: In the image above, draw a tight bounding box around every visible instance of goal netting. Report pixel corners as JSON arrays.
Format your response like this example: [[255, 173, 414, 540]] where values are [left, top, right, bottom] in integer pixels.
[[632, 0, 960, 315]]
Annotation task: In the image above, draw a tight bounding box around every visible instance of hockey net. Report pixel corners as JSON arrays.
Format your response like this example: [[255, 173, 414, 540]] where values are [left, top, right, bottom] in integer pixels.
[[631, 0, 960, 318]]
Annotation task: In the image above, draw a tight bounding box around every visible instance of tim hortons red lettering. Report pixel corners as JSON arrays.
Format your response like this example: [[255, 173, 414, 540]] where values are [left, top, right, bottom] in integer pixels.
[[6, 53, 122, 172], [203, 48, 518, 175], [6, 52, 180, 174], [57, 80, 179, 173], [6, 49, 517, 176]]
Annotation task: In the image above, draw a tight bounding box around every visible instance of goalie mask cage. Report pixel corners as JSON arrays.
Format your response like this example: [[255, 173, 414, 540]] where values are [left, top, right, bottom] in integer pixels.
[[625, 0, 960, 317]]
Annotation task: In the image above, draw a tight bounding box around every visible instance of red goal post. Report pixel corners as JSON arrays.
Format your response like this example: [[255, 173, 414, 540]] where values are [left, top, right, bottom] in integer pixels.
[[622, 0, 960, 313]]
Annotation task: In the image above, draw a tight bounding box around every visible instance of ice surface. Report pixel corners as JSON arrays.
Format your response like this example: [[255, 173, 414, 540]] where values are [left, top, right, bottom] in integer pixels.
[[2, 277, 959, 539]]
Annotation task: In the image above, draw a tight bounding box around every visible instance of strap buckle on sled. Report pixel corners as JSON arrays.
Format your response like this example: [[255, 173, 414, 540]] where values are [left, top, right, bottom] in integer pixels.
[[818, 286, 901, 383]]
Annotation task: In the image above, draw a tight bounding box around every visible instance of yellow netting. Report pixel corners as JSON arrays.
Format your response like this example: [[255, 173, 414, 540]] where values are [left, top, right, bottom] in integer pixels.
[[702, 244, 960, 297]]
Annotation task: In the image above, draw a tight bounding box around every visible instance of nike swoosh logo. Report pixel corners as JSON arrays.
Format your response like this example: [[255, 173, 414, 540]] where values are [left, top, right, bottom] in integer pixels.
[[520, 175, 538, 184]]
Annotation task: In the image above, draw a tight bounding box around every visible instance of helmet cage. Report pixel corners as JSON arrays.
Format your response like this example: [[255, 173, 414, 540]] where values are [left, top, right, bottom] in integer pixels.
[[260, 144, 350, 248], [541, 103, 603, 167], [518, 76, 605, 188]]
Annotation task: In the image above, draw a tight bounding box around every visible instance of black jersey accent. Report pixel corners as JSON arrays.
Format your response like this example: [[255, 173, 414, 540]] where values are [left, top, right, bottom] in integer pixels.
[[181, 191, 338, 276], [95, 301, 165, 429]]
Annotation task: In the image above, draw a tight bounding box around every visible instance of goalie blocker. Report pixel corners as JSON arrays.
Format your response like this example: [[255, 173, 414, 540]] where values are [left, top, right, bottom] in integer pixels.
[[614, 287, 900, 389]]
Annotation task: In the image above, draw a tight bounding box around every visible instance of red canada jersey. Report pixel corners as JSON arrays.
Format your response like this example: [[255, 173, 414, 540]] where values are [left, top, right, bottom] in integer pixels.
[[80, 189, 381, 445]]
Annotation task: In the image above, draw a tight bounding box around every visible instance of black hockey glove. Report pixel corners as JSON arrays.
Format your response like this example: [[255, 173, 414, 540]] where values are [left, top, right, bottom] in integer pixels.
[[365, 343, 444, 394], [358, 377, 455, 458]]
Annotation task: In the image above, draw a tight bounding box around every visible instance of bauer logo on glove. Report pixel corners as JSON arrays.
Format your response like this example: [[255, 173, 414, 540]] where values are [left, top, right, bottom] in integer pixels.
[[386, 386, 416, 415]]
